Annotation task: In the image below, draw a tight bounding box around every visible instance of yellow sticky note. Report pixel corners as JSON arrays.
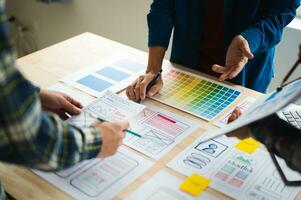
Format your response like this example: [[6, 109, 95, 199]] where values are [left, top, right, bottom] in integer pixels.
[[179, 174, 211, 197], [235, 137, 260, 154]]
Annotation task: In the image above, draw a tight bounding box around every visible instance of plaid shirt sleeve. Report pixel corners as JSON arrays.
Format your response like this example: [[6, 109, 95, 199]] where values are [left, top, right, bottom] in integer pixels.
[[0, 1, 102, 171]]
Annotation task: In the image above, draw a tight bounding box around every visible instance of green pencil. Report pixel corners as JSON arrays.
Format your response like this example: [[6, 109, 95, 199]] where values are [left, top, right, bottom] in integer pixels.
[[88, 113, 142, 138]]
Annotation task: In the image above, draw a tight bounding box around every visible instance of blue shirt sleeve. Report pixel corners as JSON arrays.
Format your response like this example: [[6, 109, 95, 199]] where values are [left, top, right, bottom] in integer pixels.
[[147, 0, 174, 48], [240, 0, 300, 54]]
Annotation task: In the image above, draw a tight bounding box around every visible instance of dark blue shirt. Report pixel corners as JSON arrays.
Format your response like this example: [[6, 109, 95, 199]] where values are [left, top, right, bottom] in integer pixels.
[[147, 0, 300, 92]]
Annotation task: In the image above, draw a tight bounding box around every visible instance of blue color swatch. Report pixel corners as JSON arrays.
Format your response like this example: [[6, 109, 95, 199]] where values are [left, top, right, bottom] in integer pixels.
[[77, 75, 113, 92], [114, 59, 145, 73], [97, 67, 130, 82]]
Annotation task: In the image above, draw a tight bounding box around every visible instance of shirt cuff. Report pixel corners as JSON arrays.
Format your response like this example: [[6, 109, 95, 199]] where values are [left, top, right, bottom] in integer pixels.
[[78, 126, 102, 161]]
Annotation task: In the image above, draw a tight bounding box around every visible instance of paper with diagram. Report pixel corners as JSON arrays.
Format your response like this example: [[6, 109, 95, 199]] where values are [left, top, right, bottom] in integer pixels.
[[125, 171, 218, 200], [70, 91, 199, 160], [167, 134, 301, 200], [62, 57, 146, 97], [34, 147, 153, 200]]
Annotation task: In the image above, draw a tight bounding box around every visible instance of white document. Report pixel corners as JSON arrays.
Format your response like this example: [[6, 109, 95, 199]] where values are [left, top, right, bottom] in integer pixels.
[[62, 57, 146, 97], [201, 79, 301, 143], [124, 102, 199, 160], [70, 92, 198, 160], [167, 134, 301, 200], [34, 147, 153, 200], [214, 97, 256, 128], [125, 171, 218, 200], [48, 83, 94, 106]]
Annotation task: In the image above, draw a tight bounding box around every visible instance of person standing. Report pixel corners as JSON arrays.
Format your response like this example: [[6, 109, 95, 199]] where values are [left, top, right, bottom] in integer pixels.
[[127, 0, 300, 102]]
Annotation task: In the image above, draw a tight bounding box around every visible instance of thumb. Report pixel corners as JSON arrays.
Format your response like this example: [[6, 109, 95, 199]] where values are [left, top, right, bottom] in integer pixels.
[[147, 81, 163, 97], [61, 99, 81, 115], [118, 121, 129, 131], [242, 41, 254, 59]]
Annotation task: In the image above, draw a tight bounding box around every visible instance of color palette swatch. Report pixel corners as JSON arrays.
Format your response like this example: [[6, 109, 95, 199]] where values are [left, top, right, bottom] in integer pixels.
[[152, 69, 241, 121], [62, 58, 146, 97]]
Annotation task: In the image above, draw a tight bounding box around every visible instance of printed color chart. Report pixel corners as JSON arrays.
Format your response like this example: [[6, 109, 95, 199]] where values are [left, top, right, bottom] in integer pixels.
[[152, 69, 241, 121]]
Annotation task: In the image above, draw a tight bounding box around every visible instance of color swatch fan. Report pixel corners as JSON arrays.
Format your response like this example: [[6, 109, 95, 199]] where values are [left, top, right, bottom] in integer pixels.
[[152, 69, 241, 121]]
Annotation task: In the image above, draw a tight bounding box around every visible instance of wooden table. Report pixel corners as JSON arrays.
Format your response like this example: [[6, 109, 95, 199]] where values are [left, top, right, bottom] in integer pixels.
[[0, 32, 294, 200]]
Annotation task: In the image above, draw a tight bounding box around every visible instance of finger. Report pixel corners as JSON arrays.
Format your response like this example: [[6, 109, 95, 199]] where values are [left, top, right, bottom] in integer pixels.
[[212, 64, 227, 74], [126, 84, 136, 101], [134, 84, 141, 102], [139, 77, 152, 101], [228, 113, 237, 123], [57, 109, 70, 120], [227, 61, 246, 79], [242, 42, 254, 59], [219, 69, 232, 81], [65, 95, 84, 109], [146, 80, 163, 97], [61, 99, 82, 115], [118, 121, 130, 131]]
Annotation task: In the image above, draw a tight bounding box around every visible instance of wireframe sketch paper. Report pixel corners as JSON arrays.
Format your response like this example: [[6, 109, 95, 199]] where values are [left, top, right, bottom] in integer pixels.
[[62, 57, 146, 97], [34, 147, 153, 200], [70, 91, 199, 160], [167, 134, 301, 200], [124, 102, 199, 160], [125, 171, 218, 200]]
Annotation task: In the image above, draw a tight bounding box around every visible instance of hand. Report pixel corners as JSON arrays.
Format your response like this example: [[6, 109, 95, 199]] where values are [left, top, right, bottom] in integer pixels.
[[227, 107, 242, 123], [94, 121, 129, 158], [126, 73, 163, 102], [40, 89, 83, 120], [212, 35, 254, 81]]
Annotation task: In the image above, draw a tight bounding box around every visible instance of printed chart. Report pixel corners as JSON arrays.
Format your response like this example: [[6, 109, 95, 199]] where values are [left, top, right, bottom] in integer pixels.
[[125, 103, 198, 160], [69, 91, 198, 160], [167, 134, 301, 200], [62, 58, 146, 97], [126, 171, 218, 200], [152, 69, 241, 121], [34, 148, 153, 200]]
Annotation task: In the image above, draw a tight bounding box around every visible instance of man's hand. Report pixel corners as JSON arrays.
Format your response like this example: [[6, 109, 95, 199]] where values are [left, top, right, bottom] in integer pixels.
[[40, 89, 83, 120], [126, 73, 163, 102], [95, 121, 129, 158], [228, 107, 242, 123], [212, 35, 254, 81]]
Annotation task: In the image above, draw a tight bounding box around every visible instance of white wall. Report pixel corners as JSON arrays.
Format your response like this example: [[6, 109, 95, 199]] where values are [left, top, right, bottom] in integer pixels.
[[6, 0, 152, 52], [6, 0, 301, 98]]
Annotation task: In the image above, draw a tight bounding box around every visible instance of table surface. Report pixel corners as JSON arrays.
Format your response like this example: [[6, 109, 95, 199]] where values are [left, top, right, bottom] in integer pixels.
[[0, 32, 298, 200]]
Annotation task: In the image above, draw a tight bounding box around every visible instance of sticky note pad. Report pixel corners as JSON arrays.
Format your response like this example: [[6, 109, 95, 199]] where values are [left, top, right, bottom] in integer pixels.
[[179, 174, 211, 197], [235, 138, 261, 154]]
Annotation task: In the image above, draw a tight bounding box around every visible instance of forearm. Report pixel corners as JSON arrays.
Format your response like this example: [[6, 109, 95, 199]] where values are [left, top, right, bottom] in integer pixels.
[[146, 46, 166, 74], [0, 63, 101, 171]]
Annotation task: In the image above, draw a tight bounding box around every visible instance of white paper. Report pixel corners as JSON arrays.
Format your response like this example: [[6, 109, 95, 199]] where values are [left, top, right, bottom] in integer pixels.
[[70, 92, 198, 160], [167, 134, 301, 200], [123, 102, 199, 160], [34, 147, 153, 200], [200, 79, 301, 143], [125, 171, 218, 200], [48, 83, 94, 106], [62, 57, 146, 97], [214, 97, 256, 128]]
